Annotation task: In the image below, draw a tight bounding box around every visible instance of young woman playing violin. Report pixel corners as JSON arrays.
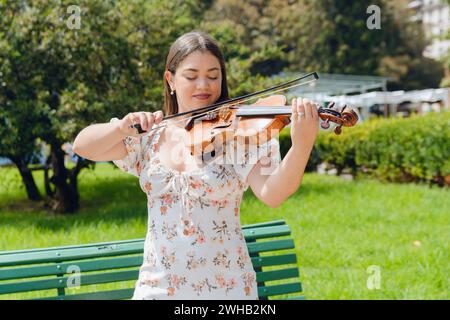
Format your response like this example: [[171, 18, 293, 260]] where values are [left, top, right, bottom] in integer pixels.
[[73, 31, 320, 300]]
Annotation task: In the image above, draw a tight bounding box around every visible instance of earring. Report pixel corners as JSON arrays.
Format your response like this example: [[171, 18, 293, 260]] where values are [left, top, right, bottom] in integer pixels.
[[170, 88, 175, 95]]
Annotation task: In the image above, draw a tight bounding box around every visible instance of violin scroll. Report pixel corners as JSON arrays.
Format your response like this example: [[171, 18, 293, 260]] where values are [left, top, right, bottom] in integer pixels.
[[318, 102, 358, 135]]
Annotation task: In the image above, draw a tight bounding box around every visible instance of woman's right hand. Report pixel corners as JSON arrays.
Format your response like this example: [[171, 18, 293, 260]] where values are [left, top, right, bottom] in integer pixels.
[[118, 111, 164, 137]]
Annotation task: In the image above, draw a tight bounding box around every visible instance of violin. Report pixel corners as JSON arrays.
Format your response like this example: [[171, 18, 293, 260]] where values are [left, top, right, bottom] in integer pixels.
[[131, 72, 358, 157]]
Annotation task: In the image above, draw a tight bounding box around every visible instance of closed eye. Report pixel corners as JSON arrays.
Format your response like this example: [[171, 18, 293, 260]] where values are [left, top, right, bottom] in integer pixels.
[[185, 77, 218, 81]]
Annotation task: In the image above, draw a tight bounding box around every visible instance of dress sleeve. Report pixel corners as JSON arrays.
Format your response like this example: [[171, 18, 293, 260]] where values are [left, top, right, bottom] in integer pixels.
[[232, 137, 282, 187], [109, 117, 145, 178]]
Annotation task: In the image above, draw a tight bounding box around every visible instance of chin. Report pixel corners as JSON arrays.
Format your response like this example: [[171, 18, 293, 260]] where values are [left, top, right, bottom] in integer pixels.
[[191, 100, 212, 108]]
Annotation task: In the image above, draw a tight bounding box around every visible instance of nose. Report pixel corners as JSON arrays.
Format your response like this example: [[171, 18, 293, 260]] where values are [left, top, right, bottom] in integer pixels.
[[196, 77, 210, 89]]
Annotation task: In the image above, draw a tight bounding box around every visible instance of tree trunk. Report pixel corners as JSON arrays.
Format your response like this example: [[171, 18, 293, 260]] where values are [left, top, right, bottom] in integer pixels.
[[49, 142, 79, 213], [11, 156, 42, 201], [44, 155, 55, 197]]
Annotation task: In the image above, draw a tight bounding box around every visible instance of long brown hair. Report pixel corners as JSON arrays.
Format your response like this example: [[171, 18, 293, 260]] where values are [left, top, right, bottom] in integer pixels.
[[164, 31, 230, 116]]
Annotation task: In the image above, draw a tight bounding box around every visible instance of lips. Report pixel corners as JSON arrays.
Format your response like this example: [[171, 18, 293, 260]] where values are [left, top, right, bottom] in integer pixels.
[[193, 94, 211, 100]]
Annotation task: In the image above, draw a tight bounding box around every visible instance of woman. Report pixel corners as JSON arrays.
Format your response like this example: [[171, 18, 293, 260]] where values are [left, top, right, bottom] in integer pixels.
[[72, 31, 319, 300]]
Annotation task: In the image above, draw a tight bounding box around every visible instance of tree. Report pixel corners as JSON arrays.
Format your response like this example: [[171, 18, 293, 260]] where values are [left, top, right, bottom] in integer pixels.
[[202, 0, 444, 90], [0, 0, 204, 213], [0, 108, 43, 201]]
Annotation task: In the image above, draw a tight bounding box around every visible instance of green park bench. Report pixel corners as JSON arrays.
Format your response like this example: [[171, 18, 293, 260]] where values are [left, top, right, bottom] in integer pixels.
[[0, 219, 304, 300]]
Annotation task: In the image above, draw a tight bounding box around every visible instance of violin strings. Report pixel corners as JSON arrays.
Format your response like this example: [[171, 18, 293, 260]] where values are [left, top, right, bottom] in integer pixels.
[[144, 77, 318, 133]]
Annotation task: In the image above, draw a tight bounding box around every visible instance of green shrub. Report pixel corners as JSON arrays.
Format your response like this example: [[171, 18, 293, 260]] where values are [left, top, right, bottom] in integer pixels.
[[356, 112, 450, 185], [280, 111, 450, 185]]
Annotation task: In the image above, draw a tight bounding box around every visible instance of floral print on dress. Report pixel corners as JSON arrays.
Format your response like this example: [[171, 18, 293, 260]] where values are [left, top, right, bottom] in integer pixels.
[[192, 278, 218, 296], [186, 251, 207, 270], [139, 273, 160, 288], [216, 274, 238, 295], [143, 249, 157, 267], [213, 249, 231, 269], [241, 272, 256, 296], [110, 119, 281, 300], [236, 246, 250, 269], [211, 220, 232, 244], [160, 245, 176, 270], [166, 274, 188, 296], [148, 219, 157, 241], [161, 221, 178, 242]]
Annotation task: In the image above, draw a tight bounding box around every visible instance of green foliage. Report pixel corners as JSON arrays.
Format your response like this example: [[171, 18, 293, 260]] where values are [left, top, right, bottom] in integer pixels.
[[313, 112, 450, 185], [0, 0, 205, 143], [200, 0, 444, 91], [357, 113, 450, 184], [0, 0, 207, 211]]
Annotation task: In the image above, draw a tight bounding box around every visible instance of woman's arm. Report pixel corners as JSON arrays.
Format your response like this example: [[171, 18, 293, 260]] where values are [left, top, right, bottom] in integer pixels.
[[248, 98, 319, 208], [72, 111, 163, 161], [248, 142, 313, 208]]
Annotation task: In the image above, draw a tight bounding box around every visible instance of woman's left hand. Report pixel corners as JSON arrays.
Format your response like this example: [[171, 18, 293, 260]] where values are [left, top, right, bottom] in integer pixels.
[[290, 97, 320, 150]]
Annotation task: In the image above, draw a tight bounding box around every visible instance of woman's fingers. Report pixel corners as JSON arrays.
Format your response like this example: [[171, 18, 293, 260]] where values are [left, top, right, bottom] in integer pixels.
[[291, 97, 320, 124], [124, 111, 162, 133], [137, 112, 147, 131], [291, 98, 298, 121], [302, 98, 313, 121], [312, 101, 319, 120], [129, 113, 139, 128], [153, 110, 164, 125], [297, 98, 305, 119]]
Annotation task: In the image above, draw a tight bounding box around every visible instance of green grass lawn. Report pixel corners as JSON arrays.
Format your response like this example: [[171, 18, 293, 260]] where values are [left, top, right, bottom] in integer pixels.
[[1, 163, 449, 299]]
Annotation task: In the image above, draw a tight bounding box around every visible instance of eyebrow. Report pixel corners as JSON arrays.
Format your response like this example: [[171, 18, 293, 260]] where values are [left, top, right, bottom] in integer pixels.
[[183, 67, 220, 72]]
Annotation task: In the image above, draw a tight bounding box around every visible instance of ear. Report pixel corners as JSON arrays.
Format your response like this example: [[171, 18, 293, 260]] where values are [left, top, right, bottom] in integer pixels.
[[164, 70, 174, 91]]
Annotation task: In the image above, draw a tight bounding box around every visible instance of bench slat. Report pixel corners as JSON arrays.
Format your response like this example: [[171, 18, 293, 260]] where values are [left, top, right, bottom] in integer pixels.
[[251, 253, 297, 268], [0, 243, 144, 267], [0, 256, 143, 281], [0, 269, 139, 295], [39, 288, 135, 300], [243, 225, 290, 241], [0, 239, 144, 257], [247, 239, 295, 254], [256, 267, 299, 283], [283, 295, 306, 300], [241, 220, 286, 229], [258, 282, 303, 298]]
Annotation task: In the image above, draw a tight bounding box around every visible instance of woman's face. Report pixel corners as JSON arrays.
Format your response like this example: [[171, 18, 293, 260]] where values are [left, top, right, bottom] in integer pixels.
[[165, 51, 222, 113]]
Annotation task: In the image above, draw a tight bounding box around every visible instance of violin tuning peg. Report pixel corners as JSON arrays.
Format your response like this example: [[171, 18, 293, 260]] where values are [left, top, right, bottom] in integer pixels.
[[321, 119, 330, 129]]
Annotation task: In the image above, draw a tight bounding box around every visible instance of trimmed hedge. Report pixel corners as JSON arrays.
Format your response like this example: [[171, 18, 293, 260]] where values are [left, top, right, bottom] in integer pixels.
[[278, 111, 450, 186]]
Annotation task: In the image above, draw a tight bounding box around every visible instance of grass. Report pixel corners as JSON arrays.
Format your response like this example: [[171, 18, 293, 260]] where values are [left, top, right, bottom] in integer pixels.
[[0, 163, 449, 299]]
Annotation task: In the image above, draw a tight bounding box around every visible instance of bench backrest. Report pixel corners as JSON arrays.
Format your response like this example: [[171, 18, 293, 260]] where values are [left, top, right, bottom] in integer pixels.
[[0, 220, 303, 300]]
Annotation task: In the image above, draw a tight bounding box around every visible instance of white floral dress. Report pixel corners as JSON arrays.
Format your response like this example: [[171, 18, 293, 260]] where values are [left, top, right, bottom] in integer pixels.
[[110, 118, 281, 300]]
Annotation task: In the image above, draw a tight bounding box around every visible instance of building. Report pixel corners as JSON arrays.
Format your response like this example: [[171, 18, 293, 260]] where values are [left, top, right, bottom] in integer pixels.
[[408, 0, 450, 60]]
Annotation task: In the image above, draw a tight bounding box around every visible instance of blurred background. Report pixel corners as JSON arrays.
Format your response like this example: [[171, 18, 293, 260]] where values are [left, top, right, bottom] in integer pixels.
[[0, 0, 448, 299]]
